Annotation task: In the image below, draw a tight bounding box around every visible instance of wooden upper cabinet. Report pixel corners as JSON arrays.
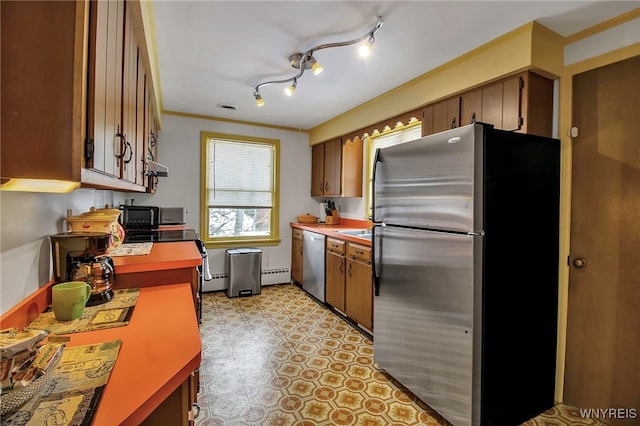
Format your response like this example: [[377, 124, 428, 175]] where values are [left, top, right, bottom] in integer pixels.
[[311, 144, 325, 196], [88, 0, 124, 178], [457, 71, 553, 137], [460, 89, 482, 127], [1, 1, 84, 184], [323, 138, 342, 197], [311, 136, 363, 197], [1, 0, 156, 192], [422, 96, 461, 136], [341, 137, 363, 197]]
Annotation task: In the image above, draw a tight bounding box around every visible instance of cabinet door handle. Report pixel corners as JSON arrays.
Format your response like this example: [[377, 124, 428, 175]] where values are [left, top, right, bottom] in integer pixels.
[[115, 126, 133, 164], [451, 117, 457, 129], [339, 261, 344, 274], [324, 182, 329, 192], [300, 246, 303, 255], [348, 263, 352, 277]]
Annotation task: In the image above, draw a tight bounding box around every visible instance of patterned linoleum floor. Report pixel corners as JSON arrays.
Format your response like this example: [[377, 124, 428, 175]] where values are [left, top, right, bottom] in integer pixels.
[[196, 284, 608, 426]]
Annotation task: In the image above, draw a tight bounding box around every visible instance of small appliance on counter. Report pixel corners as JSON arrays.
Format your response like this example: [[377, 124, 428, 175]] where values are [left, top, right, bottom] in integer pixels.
[[159, 207, 187, 225], [119, 205, 160, 229], [50, 232, 115, 306]]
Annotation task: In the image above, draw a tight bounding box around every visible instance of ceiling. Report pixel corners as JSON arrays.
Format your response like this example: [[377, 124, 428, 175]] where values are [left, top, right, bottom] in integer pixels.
[[153, 1, 638, 130]]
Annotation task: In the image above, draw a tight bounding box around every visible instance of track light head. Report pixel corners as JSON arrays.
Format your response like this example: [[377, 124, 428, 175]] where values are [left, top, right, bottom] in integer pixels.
[[284, 80, 297, 96]]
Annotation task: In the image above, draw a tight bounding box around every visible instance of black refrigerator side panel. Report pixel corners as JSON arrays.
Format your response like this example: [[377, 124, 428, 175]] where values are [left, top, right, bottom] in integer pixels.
[[480, 128, 560, 425]]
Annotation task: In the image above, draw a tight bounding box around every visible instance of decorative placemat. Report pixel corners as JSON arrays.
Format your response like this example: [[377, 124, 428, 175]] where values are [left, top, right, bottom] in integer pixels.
[[27, 288, 139, 335], [109, 242, 153, 256], [0, 340, 121, 426]]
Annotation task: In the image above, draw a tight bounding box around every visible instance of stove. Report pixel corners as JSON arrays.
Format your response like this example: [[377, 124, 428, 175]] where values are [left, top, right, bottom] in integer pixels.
[[123, 228, 200, 243]]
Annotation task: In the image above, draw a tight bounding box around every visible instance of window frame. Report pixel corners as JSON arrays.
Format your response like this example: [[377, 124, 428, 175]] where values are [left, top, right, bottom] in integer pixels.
[[200, 131, 280, 248]]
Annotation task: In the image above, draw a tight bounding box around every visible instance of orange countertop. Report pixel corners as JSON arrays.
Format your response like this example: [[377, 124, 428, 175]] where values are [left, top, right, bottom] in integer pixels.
[[0, 283, 201, 425], [291, 219, 372, 246], [112, 241, 201, 274], [69, 283, 201, 425]]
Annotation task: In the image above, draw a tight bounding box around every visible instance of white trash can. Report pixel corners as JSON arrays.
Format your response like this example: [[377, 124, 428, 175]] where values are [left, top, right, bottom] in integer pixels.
[[225, 248, 262, 297]]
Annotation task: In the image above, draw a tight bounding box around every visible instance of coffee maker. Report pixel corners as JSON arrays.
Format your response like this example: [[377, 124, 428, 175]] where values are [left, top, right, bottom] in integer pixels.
[[50, 232, 115, 306]]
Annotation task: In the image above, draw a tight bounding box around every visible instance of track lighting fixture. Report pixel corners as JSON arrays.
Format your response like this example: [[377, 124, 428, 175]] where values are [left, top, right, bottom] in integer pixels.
[[253, 16, 383, 107]]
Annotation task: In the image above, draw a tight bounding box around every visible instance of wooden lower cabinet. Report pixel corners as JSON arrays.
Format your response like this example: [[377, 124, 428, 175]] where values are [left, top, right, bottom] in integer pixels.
[[345, 242, 373, 331], [326, 238, 346, 311], [140, 371, 198, 425], [325, 240, 373, 332], [291, 229, 304, 284]]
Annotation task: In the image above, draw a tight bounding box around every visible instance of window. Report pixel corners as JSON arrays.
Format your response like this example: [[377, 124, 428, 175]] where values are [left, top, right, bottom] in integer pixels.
[[365, 121, 422, 216], [201, 132, 280, 247]]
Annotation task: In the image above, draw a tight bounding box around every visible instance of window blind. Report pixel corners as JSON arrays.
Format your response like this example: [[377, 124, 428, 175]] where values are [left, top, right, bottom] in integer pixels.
[[207, 139, 273, 208]]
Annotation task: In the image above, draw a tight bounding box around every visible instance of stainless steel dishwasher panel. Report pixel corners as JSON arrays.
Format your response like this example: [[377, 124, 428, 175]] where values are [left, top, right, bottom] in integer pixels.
[[302, 230, 326, 302]]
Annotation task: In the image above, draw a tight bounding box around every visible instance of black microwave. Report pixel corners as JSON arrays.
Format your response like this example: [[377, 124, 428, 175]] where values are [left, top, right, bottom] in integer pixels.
[[120, 206, 160, 229]]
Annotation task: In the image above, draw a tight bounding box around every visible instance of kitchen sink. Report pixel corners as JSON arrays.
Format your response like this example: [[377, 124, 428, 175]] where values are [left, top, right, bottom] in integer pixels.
[[336, 229, 372, 240], [335, 229, 368, 236]]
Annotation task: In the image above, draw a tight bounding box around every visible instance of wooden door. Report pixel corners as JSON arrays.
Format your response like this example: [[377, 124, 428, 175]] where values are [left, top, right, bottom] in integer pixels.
[[460, 89, 482, 127], [564, 55, 640, 422], [291, 231, 303, 284], [346, 258, 373, 330], [432, 97, 460, 134], [341, 137, 363, 197], [326, 250, 345, 311], [323, 138, 342, 196], [311, 144, 325, 196]]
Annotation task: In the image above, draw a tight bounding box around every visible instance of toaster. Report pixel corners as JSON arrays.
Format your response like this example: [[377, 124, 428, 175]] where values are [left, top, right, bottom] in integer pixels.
[[159, 207, 187, 225]]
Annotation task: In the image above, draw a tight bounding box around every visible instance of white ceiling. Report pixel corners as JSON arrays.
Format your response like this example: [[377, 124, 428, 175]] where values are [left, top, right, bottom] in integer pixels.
[[153, 1, 638, 130]]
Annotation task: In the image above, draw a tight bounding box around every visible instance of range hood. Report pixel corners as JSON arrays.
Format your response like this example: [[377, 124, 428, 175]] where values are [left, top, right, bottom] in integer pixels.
[[147, 160, 169, 177]]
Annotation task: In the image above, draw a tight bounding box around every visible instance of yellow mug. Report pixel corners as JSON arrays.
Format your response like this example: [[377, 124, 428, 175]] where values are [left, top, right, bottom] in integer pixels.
[[52, 281, 92, 321]]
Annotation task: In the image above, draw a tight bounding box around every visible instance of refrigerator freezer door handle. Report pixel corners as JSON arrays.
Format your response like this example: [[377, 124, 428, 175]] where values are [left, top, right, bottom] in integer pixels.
[[371, 148, 382, 224], [372, 226, 381, 296]]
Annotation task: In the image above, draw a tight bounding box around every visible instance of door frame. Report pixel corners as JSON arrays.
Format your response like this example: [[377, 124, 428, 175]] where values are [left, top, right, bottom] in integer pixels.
[[556, 42, 640, 401]]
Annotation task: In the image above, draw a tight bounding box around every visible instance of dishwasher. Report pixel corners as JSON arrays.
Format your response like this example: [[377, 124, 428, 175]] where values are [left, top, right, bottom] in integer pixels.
[[302, 230, 326, 302]]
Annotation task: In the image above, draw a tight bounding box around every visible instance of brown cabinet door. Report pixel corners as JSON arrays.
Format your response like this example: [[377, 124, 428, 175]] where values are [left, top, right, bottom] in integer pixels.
[[432, 97, 460, 134], [501, 75, 522, 131], [460, 89, 482, 126], [121, 4, 138, 182], [1, 1, 83, 182], [323, 138, 342, 196], [345, 258, 373, 331], [89, 0, 125, 177], [326, 251, 346, 311], [421, 105, 434, 136], [311, 144, 325, 196], [341, 137, 363, 197], [291, 232, 303, 284], [481, 81, 504, 129]]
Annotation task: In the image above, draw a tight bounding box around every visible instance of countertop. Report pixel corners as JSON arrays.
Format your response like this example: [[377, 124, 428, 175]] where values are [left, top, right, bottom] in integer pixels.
[[69, 283, 201, 425], [290, 218, 372, 246], [0, 283, 201, 425], [112, 241, 202, 274]]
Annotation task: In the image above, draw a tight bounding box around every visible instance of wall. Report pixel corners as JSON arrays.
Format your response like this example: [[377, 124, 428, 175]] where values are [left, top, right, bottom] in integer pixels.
[[130, 113, 318, 291], [0, 189, 127, 314]]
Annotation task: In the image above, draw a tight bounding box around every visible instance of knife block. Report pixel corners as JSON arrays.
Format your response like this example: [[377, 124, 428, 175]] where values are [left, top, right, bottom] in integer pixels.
[[326, 210, 340, 225]]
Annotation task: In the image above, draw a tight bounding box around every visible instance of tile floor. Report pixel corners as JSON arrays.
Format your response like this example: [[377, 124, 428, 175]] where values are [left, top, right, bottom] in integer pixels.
[[195, 284, 607, 426]]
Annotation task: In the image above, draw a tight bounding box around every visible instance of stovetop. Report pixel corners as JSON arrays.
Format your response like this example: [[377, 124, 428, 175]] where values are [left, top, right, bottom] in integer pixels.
[[123, 228, 200, 243]]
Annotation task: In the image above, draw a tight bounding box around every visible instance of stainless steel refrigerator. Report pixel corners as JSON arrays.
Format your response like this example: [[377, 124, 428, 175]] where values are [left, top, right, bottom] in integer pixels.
[[372, 123, 560, 426]]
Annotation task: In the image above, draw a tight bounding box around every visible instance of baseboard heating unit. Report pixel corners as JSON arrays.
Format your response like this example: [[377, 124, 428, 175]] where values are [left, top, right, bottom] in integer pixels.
[[202, 267, 290, 292]]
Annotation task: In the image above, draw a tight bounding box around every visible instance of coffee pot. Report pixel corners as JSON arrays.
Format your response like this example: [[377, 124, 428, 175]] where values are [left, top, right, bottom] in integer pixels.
[[68, 253, 114, 306], [50, 232, 115, 306]]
